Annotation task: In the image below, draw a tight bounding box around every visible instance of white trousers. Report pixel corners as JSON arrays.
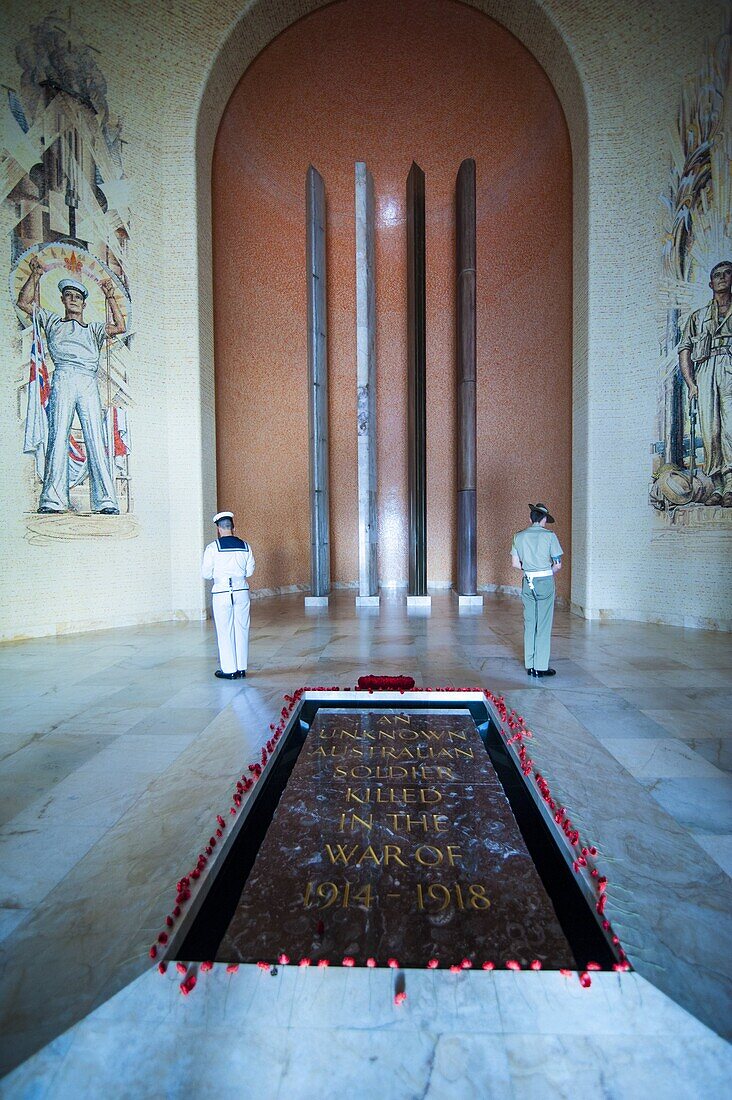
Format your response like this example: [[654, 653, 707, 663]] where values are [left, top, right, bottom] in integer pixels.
[[212, 588, 250, 674], [40, 367, 118, 512]]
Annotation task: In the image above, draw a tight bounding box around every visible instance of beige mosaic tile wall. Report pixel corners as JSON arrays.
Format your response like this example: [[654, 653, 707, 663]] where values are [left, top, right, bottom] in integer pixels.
[[0, 0, 729, 638]]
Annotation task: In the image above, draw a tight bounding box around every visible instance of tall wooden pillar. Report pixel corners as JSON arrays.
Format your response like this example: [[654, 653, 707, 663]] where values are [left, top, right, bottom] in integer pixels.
[[355, 162, 379, 604], [406, 161, 427, 599], [305, 165, 330, 603], [456, 158, 479, 598]]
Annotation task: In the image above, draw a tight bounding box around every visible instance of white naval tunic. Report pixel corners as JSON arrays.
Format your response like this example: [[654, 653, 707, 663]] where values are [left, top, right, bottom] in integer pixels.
[[201, 536, 255, 674]]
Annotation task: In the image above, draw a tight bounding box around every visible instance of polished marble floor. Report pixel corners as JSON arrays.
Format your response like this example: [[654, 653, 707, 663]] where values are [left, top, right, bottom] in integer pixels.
[[0, 592, 730, 1095]]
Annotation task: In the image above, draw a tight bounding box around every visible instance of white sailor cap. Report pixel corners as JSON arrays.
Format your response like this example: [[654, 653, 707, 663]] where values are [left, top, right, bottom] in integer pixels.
[[58, 278, 89, 299], [213, 511, 234, 524]]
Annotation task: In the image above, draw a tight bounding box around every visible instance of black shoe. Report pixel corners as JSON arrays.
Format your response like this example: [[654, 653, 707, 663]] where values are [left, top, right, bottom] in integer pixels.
[[37, 507, 64, 514], [236, 670, 246, 678], [98, 508, 120, 515], [215, 669, 238, 679], [526, 668, 535, 676], [535, 668, 556, 677]]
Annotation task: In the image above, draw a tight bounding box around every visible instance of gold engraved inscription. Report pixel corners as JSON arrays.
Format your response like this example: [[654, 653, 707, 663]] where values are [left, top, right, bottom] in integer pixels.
[[302, 714, 483, 920], [414, 844, 463, 866], [416, 883, 491, 910], [325, 843, 408, 867], [333, 765, 455, 780], [324, 842, 461, 867], [301, 880, 490, 911], [345, 787, 443, 804], [337, 811, 448, 835], [303, 881, 374, 908]]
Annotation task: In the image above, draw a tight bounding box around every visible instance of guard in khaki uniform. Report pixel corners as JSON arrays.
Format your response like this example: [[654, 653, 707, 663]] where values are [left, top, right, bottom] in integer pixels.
[[201, 511, 255, 679], [511, 503, 563, 678]]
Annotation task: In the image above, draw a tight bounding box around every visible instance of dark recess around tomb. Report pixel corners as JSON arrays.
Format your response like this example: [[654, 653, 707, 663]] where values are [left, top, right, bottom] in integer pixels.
[[178, 700, 616, 969]]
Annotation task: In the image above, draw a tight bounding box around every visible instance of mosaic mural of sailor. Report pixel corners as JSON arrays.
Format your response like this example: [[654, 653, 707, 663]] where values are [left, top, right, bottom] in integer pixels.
[[16, 253, 126, 513], [2, 13, 135, 525], [651, 21, 732, 524]]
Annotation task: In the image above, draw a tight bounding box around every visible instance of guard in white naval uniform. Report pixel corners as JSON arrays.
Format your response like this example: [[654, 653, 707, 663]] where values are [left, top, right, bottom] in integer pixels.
[[201, 512, 255, 679]]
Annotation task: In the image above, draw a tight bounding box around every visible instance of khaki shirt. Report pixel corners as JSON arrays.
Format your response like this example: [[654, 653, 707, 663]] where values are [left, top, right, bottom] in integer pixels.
[[511, 524, 563, 572], [678, 299, 732, 363]]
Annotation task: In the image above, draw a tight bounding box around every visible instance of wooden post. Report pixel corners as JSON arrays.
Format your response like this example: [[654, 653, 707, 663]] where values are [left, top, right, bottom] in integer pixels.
[[355, 162, 379, 604], [456, 158, 479, 599], [406, 161, 428, 601], [305, 165, 330, 603]]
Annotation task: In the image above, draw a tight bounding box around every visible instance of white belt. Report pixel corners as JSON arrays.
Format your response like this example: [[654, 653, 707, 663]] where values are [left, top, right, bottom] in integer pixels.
[[212, 578, 249, 594], [524, 569, 553, 581]]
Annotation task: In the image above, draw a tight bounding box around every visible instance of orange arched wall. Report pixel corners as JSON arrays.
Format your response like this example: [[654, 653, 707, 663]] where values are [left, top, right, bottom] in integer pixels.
[[212, 0, 572, 597]]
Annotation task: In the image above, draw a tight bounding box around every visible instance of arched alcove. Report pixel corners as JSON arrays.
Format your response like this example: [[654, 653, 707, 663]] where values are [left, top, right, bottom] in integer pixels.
[[196, 0, 588, 600]]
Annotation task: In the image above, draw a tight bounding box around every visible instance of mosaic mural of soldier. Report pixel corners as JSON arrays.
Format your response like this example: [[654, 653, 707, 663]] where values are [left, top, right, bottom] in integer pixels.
[[17, 255, 126, 514], [678, 260, 732, 508], [651, 23, 731, 520]]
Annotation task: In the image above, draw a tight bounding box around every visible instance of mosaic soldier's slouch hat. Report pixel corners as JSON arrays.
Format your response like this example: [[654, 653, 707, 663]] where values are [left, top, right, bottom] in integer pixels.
[[529, 502, 555, 524], [652, 466, 697, 507], [653, 464, 716, 507], [58, 278, 89, 299]]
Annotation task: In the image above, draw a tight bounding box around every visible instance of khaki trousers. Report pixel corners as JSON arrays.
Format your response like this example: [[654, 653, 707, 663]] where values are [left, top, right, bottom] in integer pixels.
[[521, 575, 555, 671]]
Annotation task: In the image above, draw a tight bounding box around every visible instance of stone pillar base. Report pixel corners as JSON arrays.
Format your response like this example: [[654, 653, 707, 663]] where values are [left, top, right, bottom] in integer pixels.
[[356, 595, 380, 607], [457, 594, 483, 607], [406, 595, 432, 610], [304, 596, 329, 607]]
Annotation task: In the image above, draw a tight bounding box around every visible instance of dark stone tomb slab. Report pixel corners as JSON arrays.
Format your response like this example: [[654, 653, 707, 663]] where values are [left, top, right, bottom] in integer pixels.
[[217, 710, 575, 968]]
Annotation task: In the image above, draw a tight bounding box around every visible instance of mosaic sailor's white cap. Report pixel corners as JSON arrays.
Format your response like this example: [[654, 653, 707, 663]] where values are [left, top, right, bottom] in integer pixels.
[[213, 511, 234, 523], [58, 278, 89, 299]]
